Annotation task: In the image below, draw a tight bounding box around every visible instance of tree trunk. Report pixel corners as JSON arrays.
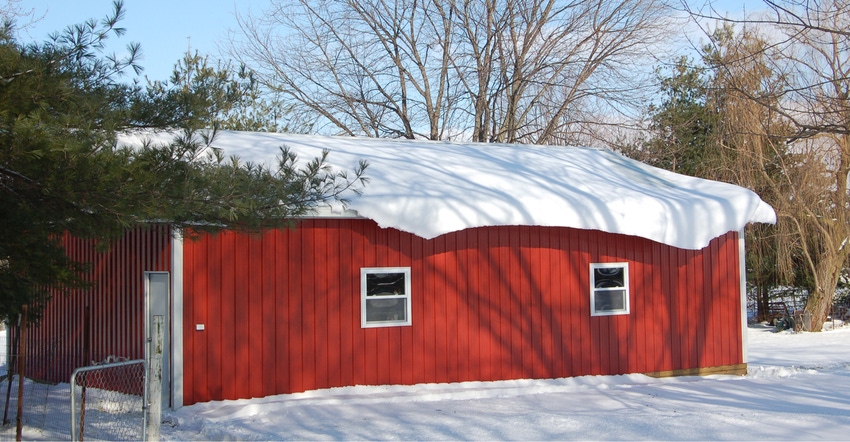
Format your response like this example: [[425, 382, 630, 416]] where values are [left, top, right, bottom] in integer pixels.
[[805, 257, 842, 331], [757, 284, 770, 323]]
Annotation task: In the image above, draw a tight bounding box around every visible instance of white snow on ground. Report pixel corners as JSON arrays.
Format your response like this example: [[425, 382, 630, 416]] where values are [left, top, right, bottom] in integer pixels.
[[160, 324, 850, 441], [119, 131, 776, 250]]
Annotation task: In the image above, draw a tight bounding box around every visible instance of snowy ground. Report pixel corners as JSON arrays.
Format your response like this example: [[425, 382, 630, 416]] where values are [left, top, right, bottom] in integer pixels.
[[161, 323, 850, 441]]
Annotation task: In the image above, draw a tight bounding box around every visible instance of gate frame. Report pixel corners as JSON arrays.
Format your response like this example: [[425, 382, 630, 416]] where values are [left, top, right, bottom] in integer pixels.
[[69, 359, 148, 442]]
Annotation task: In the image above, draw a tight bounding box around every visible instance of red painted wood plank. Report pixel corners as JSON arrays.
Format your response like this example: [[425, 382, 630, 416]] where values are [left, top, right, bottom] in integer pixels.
[[646, 237, 661, 371], [182, 235, 196, 404], [248, 235, 264, 397], [723, 233, 743, 365], [372, 225, 392, 385], [206, 233, 223, 399], [677, 248, 690, 369], [374, 227, 393, 386], [530, 228, 549, 378], [336, 221, 355, 388], [262, 229, 278, 396], [287, 226, 305, 392], [572, 228, 589, 376], [194, 234, 211, 402], [691, 248, 703, 368], [601, 234, 616, 375], [398, 228, 417, 385], [511, 227, 525, 377], [660, 241, 675, 372], [500, 227, 518, 379], [233, 232, 252, 398], [713, 235, 729, 365], [616, 236, 632, 375], [632, 238, 647, 372], [679, 248, 692, 369], [716, 236, 728, 364], [303, 225, 320, 390], [444, 232, 461, 383], [455, 230, 474, 382], [482, 229, 497, 380], [324, 222, 342, 388], [589, 232, 608, 376], [433, 234, 450, 383], [219, 231, 235, 399], [472, 229, 486, 380], [550, 228, 567, 377], [387, 227, 407, 386], [362, 222, 380, 386], [469, 229, 482, 381], [701, 238, 716, 367], [493, 227, 509, 379], [348, 221, 367, 387]]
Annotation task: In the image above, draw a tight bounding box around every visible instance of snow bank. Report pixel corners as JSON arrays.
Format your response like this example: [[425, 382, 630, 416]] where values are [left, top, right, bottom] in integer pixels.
[[120, 131, 776, 250], [3, 326, 848, 440], [162, 325, 850, 441]]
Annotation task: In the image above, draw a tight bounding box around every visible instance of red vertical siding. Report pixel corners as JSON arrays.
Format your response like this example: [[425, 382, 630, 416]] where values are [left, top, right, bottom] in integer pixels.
[[220, 231, 236, 399], [181, 220, 745, 405], [23, 225, 171, 383]]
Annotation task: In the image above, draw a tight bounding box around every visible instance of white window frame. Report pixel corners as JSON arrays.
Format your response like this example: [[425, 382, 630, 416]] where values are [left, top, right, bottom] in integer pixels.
[[590, 262, 630, 316], [361, 267, 412, 328]]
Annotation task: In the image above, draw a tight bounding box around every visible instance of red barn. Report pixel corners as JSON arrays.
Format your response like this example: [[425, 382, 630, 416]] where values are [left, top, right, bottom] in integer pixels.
[[25, 132, 775, 408]]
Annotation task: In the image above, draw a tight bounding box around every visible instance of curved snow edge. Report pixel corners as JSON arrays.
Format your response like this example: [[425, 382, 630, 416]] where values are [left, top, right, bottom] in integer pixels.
[[118, 130, 777, 250]]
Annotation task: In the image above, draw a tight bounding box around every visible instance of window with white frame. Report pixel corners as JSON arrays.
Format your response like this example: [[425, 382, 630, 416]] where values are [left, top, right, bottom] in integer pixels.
[[590, 263, 630, 316], [361, 267, 412, 327]]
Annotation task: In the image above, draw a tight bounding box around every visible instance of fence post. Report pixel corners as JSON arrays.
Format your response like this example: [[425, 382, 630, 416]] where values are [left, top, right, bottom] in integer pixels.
[[78, 306, 91, 441], [3, 314, 19, 426], [147, 315, 163, 441], [16, 305, 27, 442]]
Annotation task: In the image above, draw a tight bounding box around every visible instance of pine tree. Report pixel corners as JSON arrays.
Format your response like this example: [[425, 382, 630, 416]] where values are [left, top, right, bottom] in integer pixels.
[[622, 30, 794, 324], [0, 1, 366, 320]]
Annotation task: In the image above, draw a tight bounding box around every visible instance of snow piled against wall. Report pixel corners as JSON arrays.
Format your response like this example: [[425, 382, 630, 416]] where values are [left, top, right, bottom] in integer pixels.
[[119, 130, 776, 250]]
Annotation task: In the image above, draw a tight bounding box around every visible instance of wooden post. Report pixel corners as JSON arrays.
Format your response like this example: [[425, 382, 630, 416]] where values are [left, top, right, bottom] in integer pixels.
[[3, 314, 19, 426], [147, 315, 164, 441], [79, 306, 90, 441], [16, 305, 27, 442]]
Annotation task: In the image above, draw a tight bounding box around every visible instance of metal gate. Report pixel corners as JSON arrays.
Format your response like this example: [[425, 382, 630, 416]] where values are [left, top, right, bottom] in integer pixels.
[[70, 359, 147, 441]]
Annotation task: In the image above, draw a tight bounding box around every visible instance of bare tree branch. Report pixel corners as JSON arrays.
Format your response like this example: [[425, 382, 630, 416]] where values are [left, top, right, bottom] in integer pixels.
[[227, 0, 673, 143]]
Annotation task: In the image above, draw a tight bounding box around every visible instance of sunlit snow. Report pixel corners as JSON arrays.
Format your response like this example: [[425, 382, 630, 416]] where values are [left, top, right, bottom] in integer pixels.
[[3, 324, 848, 440], [156, 324, 850, 441], [120, 130, 776, 250]]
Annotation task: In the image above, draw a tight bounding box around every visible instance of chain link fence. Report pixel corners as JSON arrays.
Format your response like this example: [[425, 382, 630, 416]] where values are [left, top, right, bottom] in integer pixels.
[[1, 321, 159, 441], [71, 359, 147, 441], [0, 376, 71, 440], [1, 325, 76, 441]]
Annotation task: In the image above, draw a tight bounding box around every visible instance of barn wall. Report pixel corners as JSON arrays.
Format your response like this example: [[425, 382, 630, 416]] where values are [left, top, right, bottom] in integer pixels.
[[181, 220, 743, 405], [20, 225, 172, 383]]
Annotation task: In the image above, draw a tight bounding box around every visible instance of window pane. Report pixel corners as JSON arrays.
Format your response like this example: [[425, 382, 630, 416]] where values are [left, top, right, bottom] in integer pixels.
[[594, 267, 624, 288], [366, 298, 407, 322], [361, 267, 412, 327], [595, 290, 626, 312], [366, 272, 406, 296]]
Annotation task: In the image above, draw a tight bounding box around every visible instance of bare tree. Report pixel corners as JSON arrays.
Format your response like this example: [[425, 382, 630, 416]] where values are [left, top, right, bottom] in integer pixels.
[[228, 0, 673, 143], [2, 0, 36, 25], [692, 0, 850, 330], [704, 27, 799, 323]]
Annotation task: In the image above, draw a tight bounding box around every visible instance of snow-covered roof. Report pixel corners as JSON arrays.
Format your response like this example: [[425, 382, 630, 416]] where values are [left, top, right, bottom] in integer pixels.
[[121, 130, 776, 250]]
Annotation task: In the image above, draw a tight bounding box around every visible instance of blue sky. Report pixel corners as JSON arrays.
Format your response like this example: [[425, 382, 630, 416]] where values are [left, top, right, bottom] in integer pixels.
[[23, 0, 259, 82], [21, 0, 754, 84]]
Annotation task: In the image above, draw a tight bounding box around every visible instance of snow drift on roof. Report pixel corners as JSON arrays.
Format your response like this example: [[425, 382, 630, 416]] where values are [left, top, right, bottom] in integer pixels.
[[120, 130, 776, 250]]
